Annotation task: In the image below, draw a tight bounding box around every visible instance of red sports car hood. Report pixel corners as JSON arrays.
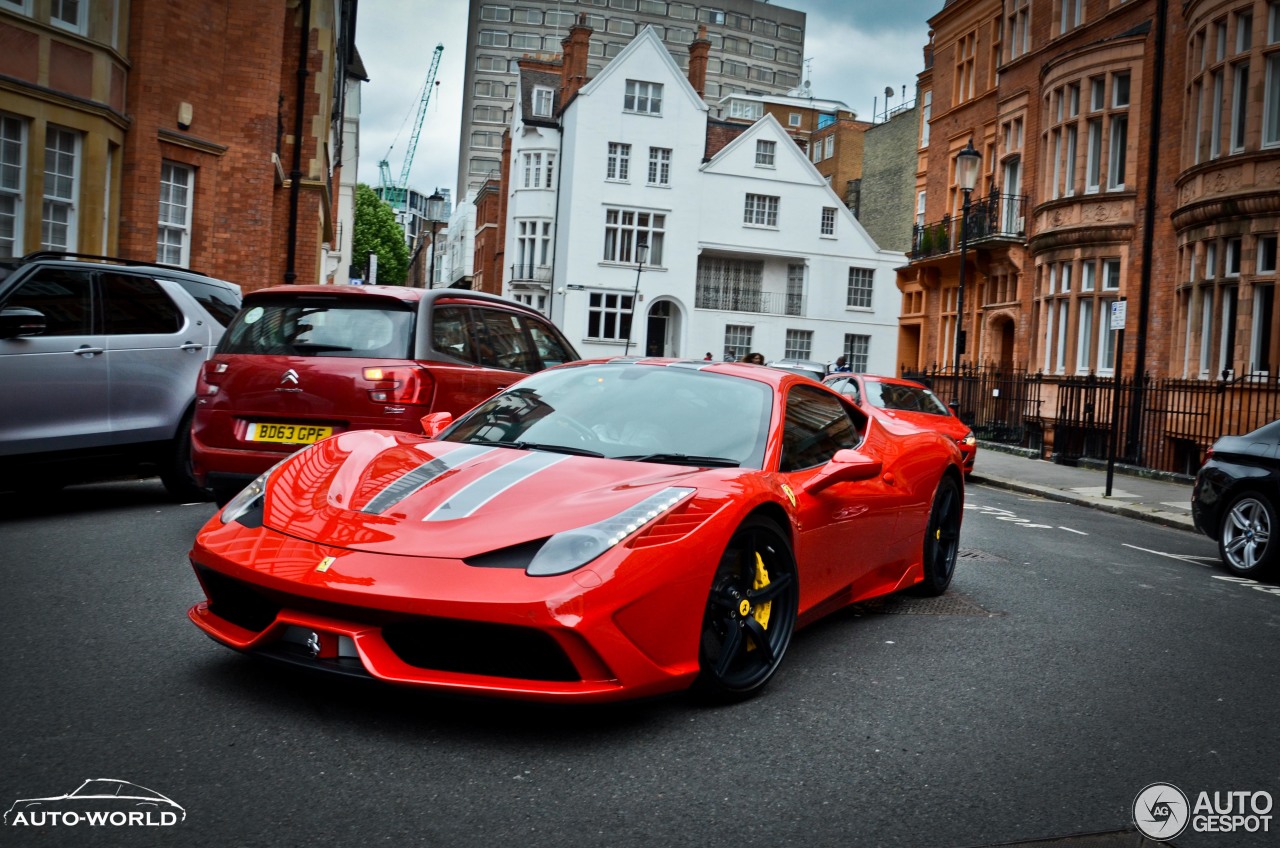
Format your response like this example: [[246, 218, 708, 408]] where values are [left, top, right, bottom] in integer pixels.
[[258, 430, 718, 558]]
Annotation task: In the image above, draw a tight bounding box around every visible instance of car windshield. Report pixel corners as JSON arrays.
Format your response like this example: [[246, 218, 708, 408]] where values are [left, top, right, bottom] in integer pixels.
[[863, 379, 951, 416], [444, 363, 774, 468], [219, 299, 414, 358]]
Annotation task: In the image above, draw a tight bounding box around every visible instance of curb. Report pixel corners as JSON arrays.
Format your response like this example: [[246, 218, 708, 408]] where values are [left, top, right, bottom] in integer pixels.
[[968, 473, 1198, 532]]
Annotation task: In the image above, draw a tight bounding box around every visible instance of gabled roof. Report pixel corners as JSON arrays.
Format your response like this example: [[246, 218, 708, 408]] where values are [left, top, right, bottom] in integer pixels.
[[519, 69, 561, 128], [701, 112, 822, 183], [575, 26, 707, 115]]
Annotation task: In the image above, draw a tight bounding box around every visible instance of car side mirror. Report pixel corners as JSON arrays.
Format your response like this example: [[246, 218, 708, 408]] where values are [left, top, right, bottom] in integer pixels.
[[420, 412, 453, 438], [802, 448, 883, 494], [0, 307, 48, 339]]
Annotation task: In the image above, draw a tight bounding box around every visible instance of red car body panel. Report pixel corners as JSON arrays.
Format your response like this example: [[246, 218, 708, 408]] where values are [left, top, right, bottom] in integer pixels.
[[188, 360, 963, 702]]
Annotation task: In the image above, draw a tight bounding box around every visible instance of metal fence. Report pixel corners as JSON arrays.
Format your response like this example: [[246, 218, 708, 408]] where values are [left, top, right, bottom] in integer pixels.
[[903, 365, 1280, 475]]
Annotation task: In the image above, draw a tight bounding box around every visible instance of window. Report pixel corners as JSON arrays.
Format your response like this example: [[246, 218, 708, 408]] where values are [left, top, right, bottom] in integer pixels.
[[788, 112, 801, 127], [1090, 77, 1105, 110], [780, 385, 861, 471], [3, 268, 93, 334], [514, 219, 552, 277], [478, 30, 510, 47], [724, 324, 753, 360], [1211, 69, 1225, 158], [1107, 115, 1128, 190], [820, 207, 836, 236], [1103, 259, 1121, 290], [1218, 285, 1239, 375], [546, 9, 575, 27], [50, 0, 86, 34], [1265, 53, 1280, 146], [586, 291, 635, 341], [812, 142, 823, 163], [784, 329, 813, 360], [603, 207, 665, 265], [1059, 0, 1082, 35], [1232, 63, 1250, 151], [42, 126, 80, 252], [1258, 234, 1277, 273], [824, 136, 834, 159], [786, 264, 804, 316], [471, 130, 503, 149], [1082, 261, 1096, 291], [728, 100, 763, 120], [474, 55, 510, 73], [638, 0, 667, 13], [847, 267, 874, 309], [607, 18, 636, 36], [1112, 73, 1131, 107], [606, 142, 631, 181], [480, 5, 511, 22], [510, 32, 541, 50], [1076, 299, 1094, 372], [743, 194, 778, 227], [512, 7, 542, 24], [1085, 118, 1102, 192], [532, 87, 554, 118], [668, 2, 695, 20], [473, 104, 506, 123], [1205, 242, 1218, 279], [103, 274, 183, 335], [955, 31, 976, 103], [647, 147, 671, 186], [0, 114, 25, 257], [920, 90, 932, 147], [1226, 237, 1242, 276], [755, 139, 776, 167], [1008, 0, 1030, 60], [624, 80, 663, 115], [1250, 283, 1275, 372], [157, 162, 194, 267], [1099, 298, 1119, 373], [844, 333, 870, 372], [915, 190, 927, 227], [522, 152, 555, 188]]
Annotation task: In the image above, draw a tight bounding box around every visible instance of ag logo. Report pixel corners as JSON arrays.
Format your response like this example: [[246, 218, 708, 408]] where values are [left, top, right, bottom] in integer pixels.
[[1133, 782, 1189, 841]]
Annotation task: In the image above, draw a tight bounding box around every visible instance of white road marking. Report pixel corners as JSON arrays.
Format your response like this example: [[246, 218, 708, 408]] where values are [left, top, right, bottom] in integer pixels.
[[1058, 526, 1089, 535], [1122, 543, 1212, 567]]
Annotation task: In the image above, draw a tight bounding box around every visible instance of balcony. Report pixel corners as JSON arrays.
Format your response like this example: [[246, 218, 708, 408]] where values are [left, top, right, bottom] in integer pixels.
[[510, 263, 553, 283], [695, 287, 805, 316], [911, 190, 1030, 260]]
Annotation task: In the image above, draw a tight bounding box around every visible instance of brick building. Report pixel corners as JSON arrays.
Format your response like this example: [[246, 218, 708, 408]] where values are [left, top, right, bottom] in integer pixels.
[[899, 0, 1279, 467], [0, 0, 357, 292]]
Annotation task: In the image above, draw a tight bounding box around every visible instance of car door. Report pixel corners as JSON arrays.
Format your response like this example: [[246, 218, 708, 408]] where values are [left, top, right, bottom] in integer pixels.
[[0, 266, 109, 454], [427, 304, 518, 416], [778, 384, 908, 609], [101, 272, 209, 445]]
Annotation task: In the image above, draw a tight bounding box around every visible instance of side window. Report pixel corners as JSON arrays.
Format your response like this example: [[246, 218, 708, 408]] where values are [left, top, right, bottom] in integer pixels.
[[102, 273, 182, 335], [474, 307, 539, 372], [432, 305, 478, 363], [522, 315, 574, 368], [174, 279, 241, 327], [780, 384, 861, 471], [1, 268, 94, 335]]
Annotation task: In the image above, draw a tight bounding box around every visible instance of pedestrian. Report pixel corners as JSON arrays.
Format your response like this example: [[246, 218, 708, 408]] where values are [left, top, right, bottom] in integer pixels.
[[703, 352, 713, 361], [829, 355, 851, 373], [741, 352, 765, 365]]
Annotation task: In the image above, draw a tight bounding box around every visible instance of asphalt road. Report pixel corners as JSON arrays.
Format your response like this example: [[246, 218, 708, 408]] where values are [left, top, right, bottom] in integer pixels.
[[1, 479, 1276, 848]]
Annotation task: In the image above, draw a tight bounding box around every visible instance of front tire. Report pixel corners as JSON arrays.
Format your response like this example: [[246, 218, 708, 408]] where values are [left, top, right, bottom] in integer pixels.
[[1218, 492, 1277, 578], [694, 516, 798, 701], [911, 474, 962, 596], [160, 409, 211, 502]]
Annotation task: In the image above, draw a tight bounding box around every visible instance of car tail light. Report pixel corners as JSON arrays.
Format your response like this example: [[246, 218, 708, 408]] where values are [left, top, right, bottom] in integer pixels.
[[362, 366, 433, 406], [199, 360, 228, 396]]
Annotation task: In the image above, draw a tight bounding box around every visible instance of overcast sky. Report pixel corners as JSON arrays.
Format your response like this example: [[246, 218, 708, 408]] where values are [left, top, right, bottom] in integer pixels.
[[353, 0, 944, 200]]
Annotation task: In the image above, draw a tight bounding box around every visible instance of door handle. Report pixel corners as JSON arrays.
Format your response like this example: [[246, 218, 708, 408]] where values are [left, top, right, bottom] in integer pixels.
[[74, 346, 104, 357], [180, 342, 204, 352]]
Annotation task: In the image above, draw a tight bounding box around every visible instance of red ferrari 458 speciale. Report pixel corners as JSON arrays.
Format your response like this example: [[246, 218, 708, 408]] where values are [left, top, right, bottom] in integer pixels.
[[188, 359, 965, 702]]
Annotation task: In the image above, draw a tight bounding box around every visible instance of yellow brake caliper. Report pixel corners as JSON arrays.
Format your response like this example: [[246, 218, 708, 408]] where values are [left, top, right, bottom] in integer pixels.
[[751, 551, 772, 630]]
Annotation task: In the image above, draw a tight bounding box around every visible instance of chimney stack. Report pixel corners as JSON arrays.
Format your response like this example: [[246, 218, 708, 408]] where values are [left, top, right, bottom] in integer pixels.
[[560, 13, 592, 112], [688, 24, 711, 97]]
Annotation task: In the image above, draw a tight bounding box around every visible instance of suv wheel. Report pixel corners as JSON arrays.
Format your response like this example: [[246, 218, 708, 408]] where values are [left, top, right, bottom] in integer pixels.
[[160, 410, 211, 502]]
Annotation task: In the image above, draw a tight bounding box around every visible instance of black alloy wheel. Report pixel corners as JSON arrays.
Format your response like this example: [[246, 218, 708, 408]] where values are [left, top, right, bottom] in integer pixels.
[[695, 516, 798, 701], [1218, 491, 1277, 578], [911, 474, 962, 597]]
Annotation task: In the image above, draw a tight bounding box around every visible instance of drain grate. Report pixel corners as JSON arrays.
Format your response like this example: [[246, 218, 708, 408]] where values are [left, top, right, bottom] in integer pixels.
[[959, 548, 1009, 563], [854, 592, 995, 617]]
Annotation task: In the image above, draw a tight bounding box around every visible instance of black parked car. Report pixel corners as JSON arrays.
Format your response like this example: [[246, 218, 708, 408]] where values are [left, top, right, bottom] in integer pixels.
[[1192, 419, 1280, 578]]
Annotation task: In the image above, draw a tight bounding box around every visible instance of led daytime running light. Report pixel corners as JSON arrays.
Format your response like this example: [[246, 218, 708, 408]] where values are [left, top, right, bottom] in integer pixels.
[[526, 487, 695, 576]]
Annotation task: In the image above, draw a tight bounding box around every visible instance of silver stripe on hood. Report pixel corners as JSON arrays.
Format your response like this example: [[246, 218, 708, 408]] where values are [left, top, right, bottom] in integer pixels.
[[423, 450, 570, 522], [361, 444, 495, 515]]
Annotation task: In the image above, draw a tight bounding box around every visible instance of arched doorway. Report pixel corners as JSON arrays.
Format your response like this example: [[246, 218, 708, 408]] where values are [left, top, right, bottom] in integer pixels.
[[987, 314, 1015, 372], [645, 299, 682, 357]]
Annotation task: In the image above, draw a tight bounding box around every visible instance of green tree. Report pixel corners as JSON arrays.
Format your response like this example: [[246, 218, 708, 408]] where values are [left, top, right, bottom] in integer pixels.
[[353, 183, 410, 284]]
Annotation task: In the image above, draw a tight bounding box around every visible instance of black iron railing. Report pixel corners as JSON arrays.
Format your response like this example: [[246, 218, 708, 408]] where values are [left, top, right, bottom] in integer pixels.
[[510, 264, 552, 283], [695, 287, 805, 317], [911, 189, 1030, 260]]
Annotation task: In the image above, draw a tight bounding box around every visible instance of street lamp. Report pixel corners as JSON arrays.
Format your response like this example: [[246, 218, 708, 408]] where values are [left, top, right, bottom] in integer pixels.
[[953, 138, 981, 373], [623, 242, 648, 356], [426, 190, 445, 288]]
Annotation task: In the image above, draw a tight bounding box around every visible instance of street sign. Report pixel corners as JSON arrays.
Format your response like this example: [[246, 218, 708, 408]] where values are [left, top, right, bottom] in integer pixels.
[[1110, 300, 1127, 330], [566, 284, 585, 291]]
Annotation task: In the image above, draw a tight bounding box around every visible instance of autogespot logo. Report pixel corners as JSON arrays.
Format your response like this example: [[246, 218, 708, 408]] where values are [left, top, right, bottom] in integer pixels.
[[4, 779, 185, 828], [1133, 782, 1190, 841]]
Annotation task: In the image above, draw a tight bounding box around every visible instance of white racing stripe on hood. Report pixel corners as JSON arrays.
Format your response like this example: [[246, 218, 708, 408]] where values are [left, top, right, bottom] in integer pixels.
[[423, 451, 571, 522], [361, 444, 495, 515]]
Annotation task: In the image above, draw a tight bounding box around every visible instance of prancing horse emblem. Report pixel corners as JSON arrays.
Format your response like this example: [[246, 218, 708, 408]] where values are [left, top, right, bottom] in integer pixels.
[[281, 369, 300, 385], [305, 631, 322, 657]]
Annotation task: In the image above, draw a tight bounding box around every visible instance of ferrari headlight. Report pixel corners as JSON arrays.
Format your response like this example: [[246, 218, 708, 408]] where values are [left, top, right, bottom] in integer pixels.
[[959, 430, 977, 447], [219, 458, 292, 525], [526, 487, 695, 577]]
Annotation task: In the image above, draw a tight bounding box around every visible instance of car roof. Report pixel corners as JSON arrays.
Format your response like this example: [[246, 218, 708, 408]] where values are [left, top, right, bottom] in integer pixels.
[[242, 284, 542, 312], [7, 251, 237, 289]]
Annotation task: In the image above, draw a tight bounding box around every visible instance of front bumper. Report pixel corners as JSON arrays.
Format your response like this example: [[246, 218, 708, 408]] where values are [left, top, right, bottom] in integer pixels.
[[188, 522, 711, 702]]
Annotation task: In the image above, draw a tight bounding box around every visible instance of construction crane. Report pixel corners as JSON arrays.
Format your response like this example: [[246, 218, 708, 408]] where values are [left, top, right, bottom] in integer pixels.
[[378, 42, 444, 217]]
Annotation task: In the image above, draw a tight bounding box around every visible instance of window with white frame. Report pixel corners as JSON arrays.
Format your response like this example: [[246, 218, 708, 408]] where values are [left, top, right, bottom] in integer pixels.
[[1059, 0, 1082, 35], [1107, 114, 1128, 190], [1266, 5, 1280, 146], [784, 329, 813, 360], [1225, 236, 1242, 276], [1076, 299, 1094, 372], [0, 114, 25, 257], [1199, 289, 1214, 375], [606, 142, 631, 181], [532, 87, 554, 118], [1218, 285, 1238, 375], [1098, 297, 1119, 373], [624, 80, 663, 115], [920, 90, 932, 147], [824, 136, 834, 158], [1258, 234, 1277, 273], [755, 139, 776, 167], [587, 291, 634, 341], [1103, 259, 1121, 290], [743, 193, 778, 227], [51, 0, 86, 34], [786, 263, 804, 316], [157, 162, 193, 266], [1251, 283, 1275, 373], [522, 151, 555, 189], [1231, 61, 1250, 152], [724, 324, 753, 360], [42, 126, 80, 252], [843, 334, 870, 372], [602, 207, 664, 265], [513, 219, 553, 277], [480, 5, 511, 22], [846, 267, 874, 308], [1205, 241, 1218, 279], [820, 206, 836, 236], [647, 147, 671, 185], [1085, 118, 1102, 192], [1007, 0, 1030, 61], [788, 112, 801, 127]]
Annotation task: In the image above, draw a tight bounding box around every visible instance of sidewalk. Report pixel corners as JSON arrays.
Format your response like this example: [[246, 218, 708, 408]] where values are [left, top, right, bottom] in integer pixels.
[[967, 443, 1197, 531]]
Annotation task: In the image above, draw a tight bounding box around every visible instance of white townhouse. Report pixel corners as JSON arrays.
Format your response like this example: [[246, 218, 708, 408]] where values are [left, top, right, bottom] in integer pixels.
[[503, 21, 902, 371]]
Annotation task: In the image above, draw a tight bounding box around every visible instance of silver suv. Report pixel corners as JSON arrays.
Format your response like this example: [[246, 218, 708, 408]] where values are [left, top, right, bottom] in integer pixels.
[[0, 253, 241, 499]]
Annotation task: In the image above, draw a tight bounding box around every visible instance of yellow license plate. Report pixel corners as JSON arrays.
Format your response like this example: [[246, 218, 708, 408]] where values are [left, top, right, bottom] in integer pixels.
[[247, 422, 333, 444]]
